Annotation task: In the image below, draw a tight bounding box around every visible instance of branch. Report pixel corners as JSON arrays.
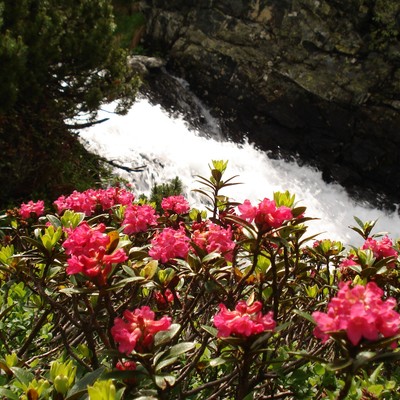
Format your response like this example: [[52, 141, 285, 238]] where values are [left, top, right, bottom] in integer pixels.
[[65, 117, 109, 130], [99, 157, 146, 173]]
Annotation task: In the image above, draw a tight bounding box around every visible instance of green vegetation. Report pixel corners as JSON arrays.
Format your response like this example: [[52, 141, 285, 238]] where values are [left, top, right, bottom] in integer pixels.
[[148, 177, 184, 213], [113, 9, 146, 52], [0, 0, 142, 208], [1, 162, 400, 399]]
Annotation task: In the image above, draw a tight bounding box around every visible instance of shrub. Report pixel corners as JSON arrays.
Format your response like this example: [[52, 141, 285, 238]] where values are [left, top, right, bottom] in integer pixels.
[[0, 161, 400, 399]]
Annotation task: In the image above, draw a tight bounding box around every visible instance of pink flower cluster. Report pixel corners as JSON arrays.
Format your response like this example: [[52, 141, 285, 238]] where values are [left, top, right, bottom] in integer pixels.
[[19, 200, 45, 219], [192, 222, 235, 261], [213, 301, 276, 337], [312, 281, 400, 346], [54, 187, 134, 216], [362, 236, 398, 262], [238, 198, 293, 232], [149, 226, 190, 263], [161, 195, 190, 214], [62, 222, 127, 280], [122, 204, 158, 234], [111, 306, 171, 354]]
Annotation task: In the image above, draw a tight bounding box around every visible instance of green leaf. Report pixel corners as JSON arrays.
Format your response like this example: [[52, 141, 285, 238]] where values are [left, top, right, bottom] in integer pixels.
[[168, 342, 195, 358], [154, 324, 180, 348], [134, 397, 158, 400], [46, 214, 62, 228], [10, 366, 34, 386], [66, 366, 106, 399], [209, 357, 228, 367], [154, 374, 176, 390], [140, 260, 158, 279], [155, 356, 178, 372], [0, 388, 19, 400], [59, 286, 98, 296], [122, 264, 138, 277], [367, 385, 384, 396], [250, 332, 273, 351], [292, 309, 316, 324], [202, 252, 222, 263], [201, 325, 218, 337], [326, 358, 353, 371], [105, 276, 145, 291], [314, 363, 325, 376]]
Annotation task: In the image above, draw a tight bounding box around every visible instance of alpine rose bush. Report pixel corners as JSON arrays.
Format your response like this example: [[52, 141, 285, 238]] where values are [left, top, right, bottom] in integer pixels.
[[149, 226, 190, 263], [362, 236, 398, 262], [192, 221, 235, 261], [3, 161, 400, 400], [238, 198, 293, 232], [19, 200, 45, 219], [312, 281, 400, 345], [213, 301, 276, 337], [111, 306, 171, 354], [62, 222, 128, 279], [54, 187, 134, 216], [122, 204, 158, 234], [161, 195, 190, 214]]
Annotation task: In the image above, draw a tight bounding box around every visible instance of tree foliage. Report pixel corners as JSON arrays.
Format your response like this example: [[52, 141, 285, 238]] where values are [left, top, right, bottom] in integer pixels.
[[0, 0, 139, 117], [0, 0, 141, 208]]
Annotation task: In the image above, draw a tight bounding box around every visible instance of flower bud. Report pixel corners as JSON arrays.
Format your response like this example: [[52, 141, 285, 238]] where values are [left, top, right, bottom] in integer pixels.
[[54, 375, 69, 396]]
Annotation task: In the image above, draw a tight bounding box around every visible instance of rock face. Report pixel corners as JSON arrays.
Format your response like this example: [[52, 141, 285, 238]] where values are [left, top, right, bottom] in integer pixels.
[[138, 0, 400, 207]]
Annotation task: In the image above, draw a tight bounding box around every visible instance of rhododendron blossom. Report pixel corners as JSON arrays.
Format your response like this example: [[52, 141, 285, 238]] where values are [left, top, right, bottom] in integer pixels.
[[312, 281, 400, 346], [62, 222, 127, 279], [339, 254, 359, 271], [116, 360, 137, 371], [20, 200, 45, 219], [111, 306, 171, 354], [213, 301, 276, 337], [122, 204, 158, 234], [54, 187, 134, 216], [154, 288, 175, 308], [238, 198, 292, 232], [149, 226, 190, 263], [362, 236, 398, 263], [161, 195, 190, 214], [192, 222, 235, 261]]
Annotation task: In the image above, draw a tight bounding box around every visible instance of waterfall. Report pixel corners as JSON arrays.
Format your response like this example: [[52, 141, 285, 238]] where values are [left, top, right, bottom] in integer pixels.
[[78, 93, 400, 247]]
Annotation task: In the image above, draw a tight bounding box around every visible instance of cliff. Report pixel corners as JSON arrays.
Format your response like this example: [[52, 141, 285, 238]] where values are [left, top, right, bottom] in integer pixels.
[[137, 0, 400, 207]]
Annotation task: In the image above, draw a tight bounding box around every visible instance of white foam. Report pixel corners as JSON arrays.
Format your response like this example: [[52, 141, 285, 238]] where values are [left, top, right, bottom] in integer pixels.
[[78, 97, 400, 246]]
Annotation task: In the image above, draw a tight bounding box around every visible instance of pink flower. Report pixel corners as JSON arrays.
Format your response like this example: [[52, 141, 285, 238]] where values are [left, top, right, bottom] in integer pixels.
[[362, 236, 398, 265], [213, 301, 275, 338], [149, 226, 190, 263], [312, 281, 400, 346], [339, 254, 359, 271], [238, 198, 292, 232], [192, 222, 235, 261], [54, 187, 134, 216], [122, 204, 158, 234], [62, 222, 127, 280], [161, 195, 190, 214], [111, 306, 171, 354], [20, 200, 45, 219], [237, 200, 257, 222]]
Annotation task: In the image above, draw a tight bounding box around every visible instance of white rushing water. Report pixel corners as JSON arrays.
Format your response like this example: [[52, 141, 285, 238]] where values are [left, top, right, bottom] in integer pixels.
[[78, 95, 400, 247]]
